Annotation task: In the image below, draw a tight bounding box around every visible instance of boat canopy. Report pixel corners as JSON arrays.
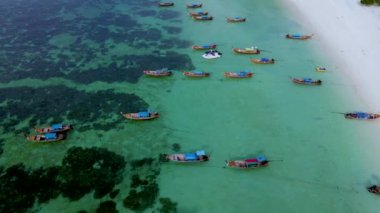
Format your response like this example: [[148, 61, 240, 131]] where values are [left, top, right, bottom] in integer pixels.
[[196, 150, 206, 156], [156, 68, 168, 73], [293, 34, 301, 37], [194, 71, 204, 75], [45, 133, 57, 139], [261, 58, 269, 62], [256, 155, 267, 162], [356, 112, 369, 118], [52, 124, 63, 130], [303, 78, 313, 83], [185, 153, 197, 160], [138, 112, 150, 118], [238, 72, 247, 76]]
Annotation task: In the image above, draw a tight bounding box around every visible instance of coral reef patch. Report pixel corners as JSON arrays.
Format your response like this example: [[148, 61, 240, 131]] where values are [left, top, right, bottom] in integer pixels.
[[0, 86, 148, 133], [0, 147, 126, 212]]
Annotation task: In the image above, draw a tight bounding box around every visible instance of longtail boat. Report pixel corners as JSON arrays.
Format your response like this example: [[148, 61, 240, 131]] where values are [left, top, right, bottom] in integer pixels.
[[292, 78, 322, 85], [159, 2, 174, 7], [164, 150, 209, 163], [187, 3, 202, 8], [251, 58, 275, 64], [315, 66, 327, 72], [344, 112, 380, 120], [192, 44, 216, 50], [233, 47, 260, 54], [120, 111, 159, 120], [202, 50, 222, 59], [189, 11, 208, 16], [224, 71, 253, 78], [285, 34, 313, 40], [35, 124, 73, 134], [183, 71, 210, 77], [192, 15, 213, 21], [143, 68, 172, 77], [227, 17, 246, 22], [368, 185, 380, 195], [27, 133, 66, 143], [225, 155, 268, 169]]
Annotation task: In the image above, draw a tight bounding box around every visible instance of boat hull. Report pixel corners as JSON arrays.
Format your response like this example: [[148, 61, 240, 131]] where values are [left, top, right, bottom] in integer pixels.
[[368, 185, 380, 195], [202, 55, 220, 59], [227, 18, 246, 23], [120, 112, 159, 120], [27, 134, 66, 143], [225, 160, 268, 169], [251, 59, 275, 64], [187, 4, 202, 8], [183, 71, 210, 77], [292, 78, 322, 85], [35, 125, 73, 134], [344, 113, 380, 120], [224, 72, 253, 78], [159, 2, 174, 7], [233, 48, 260, 54], [143, 70, 172, 77], [315, 66, 327, 72], [286, 34, 313, 40], [192, 44, 216, 50], [165, 153, 209, 163], [192, 16, 213, 21], [225, 155, 268, 169], [189, 11, 208, 16]]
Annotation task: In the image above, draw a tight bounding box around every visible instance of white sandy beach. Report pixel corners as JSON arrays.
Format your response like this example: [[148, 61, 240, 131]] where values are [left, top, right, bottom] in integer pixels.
[[281, 0, 380, 110]]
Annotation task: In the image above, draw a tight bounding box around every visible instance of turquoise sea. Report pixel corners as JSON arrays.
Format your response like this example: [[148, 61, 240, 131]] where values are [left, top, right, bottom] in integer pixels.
[[0, 0, 380, 212]]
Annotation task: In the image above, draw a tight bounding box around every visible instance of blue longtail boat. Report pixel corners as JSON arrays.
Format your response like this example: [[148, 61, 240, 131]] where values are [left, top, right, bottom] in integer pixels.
[[286, 34, 313, 40], [164, 150, 210, 163], [35, 123, 73, 133], [344, 112, 380, 120], [27, 133, 66, 143], [225, 155, 268, 169], [120, 111, 159, 120]]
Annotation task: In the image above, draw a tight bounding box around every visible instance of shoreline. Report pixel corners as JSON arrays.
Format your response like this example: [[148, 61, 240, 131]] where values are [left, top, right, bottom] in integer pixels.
[[280, 0, 380, 111]]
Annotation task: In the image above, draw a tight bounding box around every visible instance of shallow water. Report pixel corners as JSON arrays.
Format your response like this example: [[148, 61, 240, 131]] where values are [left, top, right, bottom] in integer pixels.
[[0, 0, 380, 212]]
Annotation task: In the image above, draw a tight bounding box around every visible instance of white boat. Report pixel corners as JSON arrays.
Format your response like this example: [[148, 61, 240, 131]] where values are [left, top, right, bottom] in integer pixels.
[[202, 50, 222, 59]]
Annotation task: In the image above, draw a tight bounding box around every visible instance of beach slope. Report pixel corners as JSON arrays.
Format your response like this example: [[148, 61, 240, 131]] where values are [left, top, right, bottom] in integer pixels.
[[281, 0, 380, 109]]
